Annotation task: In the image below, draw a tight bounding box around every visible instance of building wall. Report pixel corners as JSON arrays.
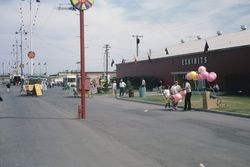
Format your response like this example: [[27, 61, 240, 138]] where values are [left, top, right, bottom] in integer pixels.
[[116, 45, 250, 94]]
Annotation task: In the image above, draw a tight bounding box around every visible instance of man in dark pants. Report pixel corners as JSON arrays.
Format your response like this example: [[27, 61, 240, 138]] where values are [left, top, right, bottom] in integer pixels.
[[183, 80, 192, 111]]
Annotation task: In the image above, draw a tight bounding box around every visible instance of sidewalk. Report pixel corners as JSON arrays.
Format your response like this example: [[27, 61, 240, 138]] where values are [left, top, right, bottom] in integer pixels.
[[116, 90, 250, 119]]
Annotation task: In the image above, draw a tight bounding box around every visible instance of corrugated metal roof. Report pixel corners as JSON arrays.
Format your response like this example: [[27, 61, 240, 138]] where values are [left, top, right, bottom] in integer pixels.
[[152, 29, 250, 59]]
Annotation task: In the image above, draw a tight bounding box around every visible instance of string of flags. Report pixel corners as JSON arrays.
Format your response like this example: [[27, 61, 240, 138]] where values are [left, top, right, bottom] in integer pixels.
[[118, 40, 209, 64]]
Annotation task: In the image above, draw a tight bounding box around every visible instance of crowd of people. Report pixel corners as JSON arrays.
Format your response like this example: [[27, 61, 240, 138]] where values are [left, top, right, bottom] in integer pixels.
[[111, 78, 193, 111], [112, 78, 193, 111]]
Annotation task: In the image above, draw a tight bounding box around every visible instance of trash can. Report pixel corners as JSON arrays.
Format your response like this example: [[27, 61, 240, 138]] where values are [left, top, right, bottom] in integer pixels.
[[128, 89, 134, 97], [139, 86, 146, 97]]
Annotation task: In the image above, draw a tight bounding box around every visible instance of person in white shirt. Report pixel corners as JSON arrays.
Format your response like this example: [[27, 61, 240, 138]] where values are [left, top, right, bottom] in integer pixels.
[[163, 85, 171, 110], [112, 80, 117, 97], [119, 79, 126, 97], [141, 78, 146, 87], [170, 81, 182, 110], [183, 80, 192, 111]]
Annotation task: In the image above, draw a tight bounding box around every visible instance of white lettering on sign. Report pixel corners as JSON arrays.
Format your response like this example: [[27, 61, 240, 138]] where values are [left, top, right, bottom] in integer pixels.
[[182, 56, 207, 66]]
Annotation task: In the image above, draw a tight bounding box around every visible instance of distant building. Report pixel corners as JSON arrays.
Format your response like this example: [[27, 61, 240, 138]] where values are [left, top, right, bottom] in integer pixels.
[[85, 71, 116, 85], [49, 71, 116, 86]]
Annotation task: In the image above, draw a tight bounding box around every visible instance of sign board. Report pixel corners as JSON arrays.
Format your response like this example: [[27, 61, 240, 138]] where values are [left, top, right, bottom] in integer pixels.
[[70, 0, 94, 11], [27, 51, 36, 59], [34, 84, 43, 96]]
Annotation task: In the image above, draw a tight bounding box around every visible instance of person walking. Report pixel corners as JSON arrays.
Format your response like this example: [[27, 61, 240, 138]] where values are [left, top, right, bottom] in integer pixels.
[[112, 80, 117, 97], [163, 85, 171, 110], [0, 85, 3, 101], [183, 79, 192, 111]]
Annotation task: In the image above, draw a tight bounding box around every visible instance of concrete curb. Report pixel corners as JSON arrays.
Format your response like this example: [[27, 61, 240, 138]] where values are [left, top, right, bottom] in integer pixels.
[[117, 97, 250, 119]]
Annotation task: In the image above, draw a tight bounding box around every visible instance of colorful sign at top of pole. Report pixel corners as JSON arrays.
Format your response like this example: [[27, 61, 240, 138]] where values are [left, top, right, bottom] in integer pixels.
[[70, 0, 94, 11]]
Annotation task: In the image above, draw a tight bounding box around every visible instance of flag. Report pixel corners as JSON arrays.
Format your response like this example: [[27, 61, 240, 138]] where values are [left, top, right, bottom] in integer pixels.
[[136, 38, 140, 44], [165, 48, 169, 55], [122, 59, 125, 63], [204, 41, 209, 52], [44, 62, 46, 65], [38, 62, 41, 65], [36, 0, 40, 2], [111, 59, 115, 67]]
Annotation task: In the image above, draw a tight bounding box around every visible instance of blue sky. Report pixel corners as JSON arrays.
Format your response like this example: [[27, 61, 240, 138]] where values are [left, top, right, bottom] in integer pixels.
[[0, 0, 249, 75]]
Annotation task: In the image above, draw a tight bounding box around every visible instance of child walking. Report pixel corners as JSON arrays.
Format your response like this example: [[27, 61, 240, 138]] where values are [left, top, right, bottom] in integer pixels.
[[163, 85, 171, 110]]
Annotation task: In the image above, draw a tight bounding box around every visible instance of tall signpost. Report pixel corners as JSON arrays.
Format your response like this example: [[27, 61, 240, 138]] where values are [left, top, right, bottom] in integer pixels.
[[70, 0, 94, 119]]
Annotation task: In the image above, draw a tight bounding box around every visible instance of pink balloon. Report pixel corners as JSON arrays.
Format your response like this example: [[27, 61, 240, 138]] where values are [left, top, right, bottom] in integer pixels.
[[207, 73, 215, 82], [200, 71, 208, 80], [197, 74, 203, 80], [180, 90, 187, 96], [198, 66, 206, 73], [186, 73, 192, 81], [173, 93, 182, 103], [210, 72, 217, 80]]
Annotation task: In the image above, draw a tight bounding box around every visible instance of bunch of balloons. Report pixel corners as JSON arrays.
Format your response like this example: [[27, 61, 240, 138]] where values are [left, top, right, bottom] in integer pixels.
[[186, 66, 217, 82], [172, 90, 187, 103]]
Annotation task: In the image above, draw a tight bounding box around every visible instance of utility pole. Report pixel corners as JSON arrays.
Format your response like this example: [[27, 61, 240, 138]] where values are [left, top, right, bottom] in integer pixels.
[[27, 0, 40, 75], [2, 62, 4, 75], [103, 44, 111, 90], [132, 35, 143, 57], [29, 0, 33, 75], [20, 28, 24, 77], [16, 27, 27, 77], [14, 39, 19, 76]]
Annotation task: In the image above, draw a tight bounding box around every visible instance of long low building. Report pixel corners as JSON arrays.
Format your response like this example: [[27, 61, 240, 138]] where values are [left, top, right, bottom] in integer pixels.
[[116, 29, 250, 94]]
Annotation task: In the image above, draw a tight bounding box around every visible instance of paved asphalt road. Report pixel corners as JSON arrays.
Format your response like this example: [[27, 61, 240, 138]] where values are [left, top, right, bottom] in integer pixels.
[[0, 85, 250, 167]]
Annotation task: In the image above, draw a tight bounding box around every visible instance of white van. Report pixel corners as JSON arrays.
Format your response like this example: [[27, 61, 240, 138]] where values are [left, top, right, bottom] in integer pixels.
[[63, 75, 76, 87]]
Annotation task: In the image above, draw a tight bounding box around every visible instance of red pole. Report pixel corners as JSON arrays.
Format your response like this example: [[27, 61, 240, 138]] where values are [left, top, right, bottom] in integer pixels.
[[80, 11, 86, 119]]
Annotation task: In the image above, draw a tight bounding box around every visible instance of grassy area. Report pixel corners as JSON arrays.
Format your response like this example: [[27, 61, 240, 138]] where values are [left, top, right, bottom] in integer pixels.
[[133, 94, 250, 115]]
